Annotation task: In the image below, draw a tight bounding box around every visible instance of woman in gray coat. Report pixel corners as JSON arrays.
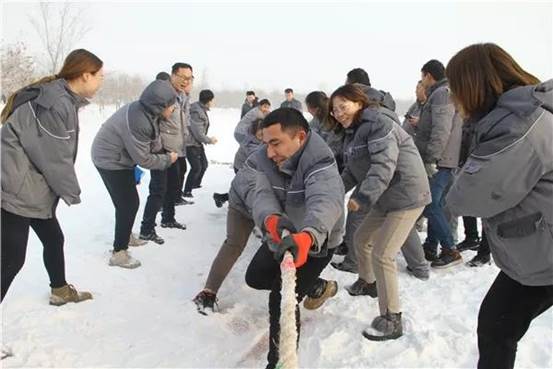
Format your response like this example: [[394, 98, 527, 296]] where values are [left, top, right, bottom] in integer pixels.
[[91, 80, 178, 269], [1, 49, 104, 306], [445, 43, 552, 369]]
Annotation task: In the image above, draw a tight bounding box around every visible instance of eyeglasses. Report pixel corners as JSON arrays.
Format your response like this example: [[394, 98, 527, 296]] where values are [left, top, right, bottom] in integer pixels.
[[173, 74, 195, 82], [331, 103, 351, 116]]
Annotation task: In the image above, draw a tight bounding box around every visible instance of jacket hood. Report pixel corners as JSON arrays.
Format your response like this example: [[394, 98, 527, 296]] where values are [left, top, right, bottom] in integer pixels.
[[496, 79, 553, 118], [139, 80, 177, 116], [353, 83, 396, 111]]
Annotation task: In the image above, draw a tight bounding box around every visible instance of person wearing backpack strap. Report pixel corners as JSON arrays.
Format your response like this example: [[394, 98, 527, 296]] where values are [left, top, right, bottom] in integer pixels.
[[1, 49, 104, 306]]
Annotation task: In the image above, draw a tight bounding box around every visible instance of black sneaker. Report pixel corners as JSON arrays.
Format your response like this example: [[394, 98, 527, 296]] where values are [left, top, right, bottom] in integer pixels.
[[456, 238, 481, 252], [175, 197, 194, 206], [467, 253, 491, 267], [334, 242, 348, 256], [161, 220, 187, 230], [330, 260, 358, 274], [213, 193, 229, 208], [423, 243, 438, 262], [431, 249, 463, 269], [183, 192, 194, 198], [193, 290, 218, 315], [345, 278, 377, 297], [139, 231, 165, 245]]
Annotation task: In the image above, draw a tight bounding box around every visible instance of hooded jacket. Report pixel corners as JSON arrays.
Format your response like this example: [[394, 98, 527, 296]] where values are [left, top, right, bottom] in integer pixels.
[[2, 79, 89, 219], [91, 80, 176, 171], [446, 80, 553, 286]]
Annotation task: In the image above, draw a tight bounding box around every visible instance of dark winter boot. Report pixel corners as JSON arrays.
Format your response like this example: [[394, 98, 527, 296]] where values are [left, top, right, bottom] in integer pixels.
[[334, 242, 348, 256], [183, 191, 194, 198], [406, 266, 430, 281], [139, 230, 165, 245], [431, 248, 463, 269], [193, 289, 218, 315], [423, 242, 438, 262], [175, 197, 194, 206], [304, 279, 338, 310], [213, 193, 229, 208], [467, 253, 491, 267], [345, 278, 377, 297], [330, 259, 358, 273], [456, 238, 481, 252], [362, 312, 403, 341], [161, 220, 187, 230]]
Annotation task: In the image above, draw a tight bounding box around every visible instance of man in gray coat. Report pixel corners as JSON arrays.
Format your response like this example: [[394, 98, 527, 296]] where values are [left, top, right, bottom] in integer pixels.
[[279, 88, 303, 112], [138, 64, 193, 244], [244, 108, 344, 368], [183, 90, 217, 196], [240, 90, 258, 118], [415, 59, 463, 268]]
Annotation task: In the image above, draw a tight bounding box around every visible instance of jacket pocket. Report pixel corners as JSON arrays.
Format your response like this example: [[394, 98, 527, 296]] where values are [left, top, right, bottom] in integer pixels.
[[18, 167, 55, 207], [497, 212, 543, 238]]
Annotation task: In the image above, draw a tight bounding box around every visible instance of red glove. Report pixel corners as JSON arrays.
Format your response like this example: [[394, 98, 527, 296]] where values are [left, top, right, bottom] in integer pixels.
[[280, 232, 313, 268], [264, 215, 296, 244]]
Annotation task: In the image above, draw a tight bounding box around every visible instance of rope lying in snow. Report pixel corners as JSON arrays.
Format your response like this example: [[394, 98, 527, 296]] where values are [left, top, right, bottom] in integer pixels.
[[277, 251, 298, 369]]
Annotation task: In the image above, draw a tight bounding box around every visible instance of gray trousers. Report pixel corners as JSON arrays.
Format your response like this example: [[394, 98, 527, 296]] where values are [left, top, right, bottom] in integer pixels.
[[343, 207, 428, 274], [205, 206, 255, 293]]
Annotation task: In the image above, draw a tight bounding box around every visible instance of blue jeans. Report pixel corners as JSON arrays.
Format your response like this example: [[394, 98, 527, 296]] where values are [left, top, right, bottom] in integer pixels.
[[423, 168, 455, 250]]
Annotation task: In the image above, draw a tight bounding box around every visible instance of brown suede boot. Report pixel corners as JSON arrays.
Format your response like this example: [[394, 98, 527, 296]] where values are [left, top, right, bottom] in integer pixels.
[[49, 284, 93, 306]]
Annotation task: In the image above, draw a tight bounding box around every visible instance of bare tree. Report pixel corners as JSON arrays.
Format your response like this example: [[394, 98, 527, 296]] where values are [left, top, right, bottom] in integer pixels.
[[29, 2, 91, 74], [1, 42, 37, 100]]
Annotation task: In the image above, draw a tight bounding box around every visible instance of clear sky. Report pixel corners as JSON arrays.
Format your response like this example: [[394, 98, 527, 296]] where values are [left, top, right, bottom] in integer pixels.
[[2, 0, 552, 99]]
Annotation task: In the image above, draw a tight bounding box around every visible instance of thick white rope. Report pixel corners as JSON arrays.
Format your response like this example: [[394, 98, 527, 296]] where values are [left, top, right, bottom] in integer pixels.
[[277, 251, 298, 369]]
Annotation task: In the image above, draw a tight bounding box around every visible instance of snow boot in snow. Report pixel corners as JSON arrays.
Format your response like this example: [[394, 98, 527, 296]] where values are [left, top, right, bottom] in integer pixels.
[[49, 284, 93, 306], [213, 193, 229, 208], [431, 248, 462, 269], [139, 230, 165, 245], [467, 253, 491, 267], [406, 266, 430, 281], [193, 290, 218, 315], [345, 278, 377, 297], [1, 344, 13, 360], [109, 250, 141, 269], [330, 259, 358, 273], [128, 233, 147, 247], [363, 312, 403, 341], [456, 238, 480, 252], [161, 220, 187, 230], [304, 279, 338, 310]]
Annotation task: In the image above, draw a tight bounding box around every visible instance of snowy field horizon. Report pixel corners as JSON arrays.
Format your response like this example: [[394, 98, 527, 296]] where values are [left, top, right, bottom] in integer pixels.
[[1, 104, 551, 368]]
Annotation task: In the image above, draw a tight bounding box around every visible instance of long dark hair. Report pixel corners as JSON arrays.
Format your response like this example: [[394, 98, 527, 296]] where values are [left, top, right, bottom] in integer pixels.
[[305, 91, 335, 131], [1, 49, 103, 123], [446, 43, 540, 119]]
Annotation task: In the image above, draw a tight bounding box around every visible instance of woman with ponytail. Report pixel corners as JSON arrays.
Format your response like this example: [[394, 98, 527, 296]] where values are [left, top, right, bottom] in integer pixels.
[[1, 49, 104, 306]]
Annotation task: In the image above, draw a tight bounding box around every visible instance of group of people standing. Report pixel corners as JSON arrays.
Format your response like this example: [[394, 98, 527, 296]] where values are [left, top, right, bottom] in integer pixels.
[[1, 42, 551, 369]]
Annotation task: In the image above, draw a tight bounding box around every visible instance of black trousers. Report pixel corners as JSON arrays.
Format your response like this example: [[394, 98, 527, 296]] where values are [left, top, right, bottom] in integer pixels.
[[97, 167, 139, 252], [463, 216, 479, 240], [477, 271, 553, 369], [140, 162, 180, 233], [184, 146, 208, 193], [1, 208, 67, 301], [245, 243, 334, 368], [176, 156, 188, 197]]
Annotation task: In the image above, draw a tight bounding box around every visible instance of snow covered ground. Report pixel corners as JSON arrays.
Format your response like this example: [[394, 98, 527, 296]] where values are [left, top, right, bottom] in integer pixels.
[[1, 105, 551, 368]]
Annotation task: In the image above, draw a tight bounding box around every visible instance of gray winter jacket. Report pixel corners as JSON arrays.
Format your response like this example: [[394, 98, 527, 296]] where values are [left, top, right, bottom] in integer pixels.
[[446, 80, 553, 286], [309, 117, 344, 160], [234, 106, 265, 145], [233, 133, 262, 171], [401, 101, 423, 137], [414, 79, 461, 168], [228, 153, 258, 218], [180, 93, 192, 153], [159, 90, 186, 153], [280, 98, 303, 112], [354, 83, 397, 112], [91, 80, 176, 171], [250, 132, 345, 255], [1, 79, 88, 219], [188, 101, 211, 147], [342, 107, 431, 213], [241, 99, 257, 118]]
